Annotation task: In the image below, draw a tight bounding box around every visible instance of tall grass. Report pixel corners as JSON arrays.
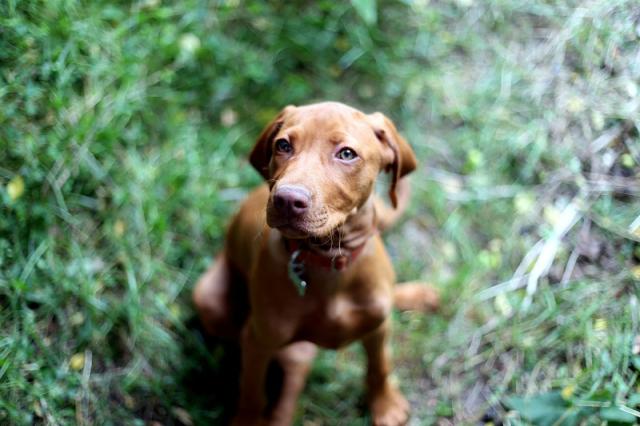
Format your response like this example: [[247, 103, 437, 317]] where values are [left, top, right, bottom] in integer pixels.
[[1, 1, 639, 424]]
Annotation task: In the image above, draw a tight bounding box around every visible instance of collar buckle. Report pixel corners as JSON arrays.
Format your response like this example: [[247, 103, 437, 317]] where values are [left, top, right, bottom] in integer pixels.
[[287, 249, 308, 296]]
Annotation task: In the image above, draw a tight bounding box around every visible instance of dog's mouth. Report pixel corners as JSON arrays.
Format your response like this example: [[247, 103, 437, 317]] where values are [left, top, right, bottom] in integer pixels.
[[272, 223, 315, 239], [266, 204, 338, 239], [267, 217, 333, 239]]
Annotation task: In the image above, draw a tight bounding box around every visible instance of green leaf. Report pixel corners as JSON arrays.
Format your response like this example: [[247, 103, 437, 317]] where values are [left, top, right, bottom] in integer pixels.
[[599, 406, 637, 423], [631, 355, 640, 371], [506, 392, 569, 425], [435, 401, 453, 417], [505, 392, 596, 426], [628, 394, 640, 407], [351, 0, 377, 25], [589, 388, 614, 402]]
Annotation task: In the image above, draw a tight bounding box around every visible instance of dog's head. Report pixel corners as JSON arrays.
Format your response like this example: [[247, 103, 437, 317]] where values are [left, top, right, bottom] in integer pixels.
[[249, 102, 417, 239]]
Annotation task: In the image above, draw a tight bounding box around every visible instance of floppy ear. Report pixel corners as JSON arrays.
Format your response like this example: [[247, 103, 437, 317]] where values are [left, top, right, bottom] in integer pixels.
[[249, 105, 296, 180], [368, 112, 418, 208]]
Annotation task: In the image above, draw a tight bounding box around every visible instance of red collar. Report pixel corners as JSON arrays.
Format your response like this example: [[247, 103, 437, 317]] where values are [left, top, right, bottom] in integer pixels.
[[283, 238, 369, 271]]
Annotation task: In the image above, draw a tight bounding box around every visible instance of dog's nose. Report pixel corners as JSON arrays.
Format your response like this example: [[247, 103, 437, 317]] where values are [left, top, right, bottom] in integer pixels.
[[273, 185, 311, 217]]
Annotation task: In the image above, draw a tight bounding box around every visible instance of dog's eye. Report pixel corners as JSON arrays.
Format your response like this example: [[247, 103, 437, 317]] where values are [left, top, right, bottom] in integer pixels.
[[336, 148, 358, 161], [275, 139, 292, 154]]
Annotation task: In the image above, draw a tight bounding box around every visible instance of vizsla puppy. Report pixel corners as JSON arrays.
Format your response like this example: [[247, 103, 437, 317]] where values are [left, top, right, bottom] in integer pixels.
[[193, 102, 438, 426]]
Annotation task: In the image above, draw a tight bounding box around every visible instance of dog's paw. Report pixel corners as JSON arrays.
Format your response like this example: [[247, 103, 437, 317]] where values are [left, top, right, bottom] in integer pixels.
[[393, 281, 440, 313], [369, 384, 410, 426]]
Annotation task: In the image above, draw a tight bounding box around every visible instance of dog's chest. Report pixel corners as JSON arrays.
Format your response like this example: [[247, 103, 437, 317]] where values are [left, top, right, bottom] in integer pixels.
[[297, 292, 391, 349]]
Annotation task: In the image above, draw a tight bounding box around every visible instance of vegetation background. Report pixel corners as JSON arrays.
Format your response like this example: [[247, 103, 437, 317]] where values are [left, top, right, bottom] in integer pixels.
[[2, 0, 640, 424]]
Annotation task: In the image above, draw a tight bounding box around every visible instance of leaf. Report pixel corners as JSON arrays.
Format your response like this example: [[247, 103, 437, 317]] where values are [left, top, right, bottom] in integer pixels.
[[435, 401, 453, 417], [505, 392, 596, 426], [506, 392, 569, 425], [599, 406, 637, 423], [351, 0, 377, 25], [631, 355, 640, 371], [628, 394, 640, 407], [589, 388, 614, 401]]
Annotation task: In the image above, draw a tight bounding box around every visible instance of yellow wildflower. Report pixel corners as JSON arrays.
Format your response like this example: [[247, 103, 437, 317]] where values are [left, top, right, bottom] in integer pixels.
[[7, 175, 25, 201], [69, 353, 85, 371]]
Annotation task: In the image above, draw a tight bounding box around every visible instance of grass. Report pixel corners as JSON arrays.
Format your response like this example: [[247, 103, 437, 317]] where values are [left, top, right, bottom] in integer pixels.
[[1, 0, 639, 425]]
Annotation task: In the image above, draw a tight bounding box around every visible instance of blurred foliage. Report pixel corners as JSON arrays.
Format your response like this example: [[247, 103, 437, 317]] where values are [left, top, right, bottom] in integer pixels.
[[1, 0, 640, 425]]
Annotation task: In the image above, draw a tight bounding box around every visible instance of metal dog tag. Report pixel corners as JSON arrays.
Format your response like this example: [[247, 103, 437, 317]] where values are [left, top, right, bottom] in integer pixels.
[[287, 250, 307, 296]]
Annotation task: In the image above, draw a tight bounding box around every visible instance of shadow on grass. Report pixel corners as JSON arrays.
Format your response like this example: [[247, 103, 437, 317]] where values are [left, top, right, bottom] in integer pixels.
[[173, 316, 241, 425], [175, 316, 290, 425]]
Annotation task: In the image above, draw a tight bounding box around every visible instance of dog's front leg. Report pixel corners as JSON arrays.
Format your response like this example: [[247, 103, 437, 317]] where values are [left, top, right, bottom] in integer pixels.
[[362, 320, 410, 426], [231, 320, 277, 426], [268, 341, 317, 425]]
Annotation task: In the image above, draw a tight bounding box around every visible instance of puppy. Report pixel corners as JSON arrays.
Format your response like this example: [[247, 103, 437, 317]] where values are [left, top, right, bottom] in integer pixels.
[[194, 102, 436, 425]]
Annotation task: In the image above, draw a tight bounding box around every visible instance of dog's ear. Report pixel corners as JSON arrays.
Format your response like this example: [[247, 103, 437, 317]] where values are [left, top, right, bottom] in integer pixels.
[[368, 112, 417, 208], [249, 105, 296, 180]]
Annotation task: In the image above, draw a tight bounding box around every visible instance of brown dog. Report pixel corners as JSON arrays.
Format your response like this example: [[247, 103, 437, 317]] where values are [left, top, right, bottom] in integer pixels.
[[193, 102, 438, 425]]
